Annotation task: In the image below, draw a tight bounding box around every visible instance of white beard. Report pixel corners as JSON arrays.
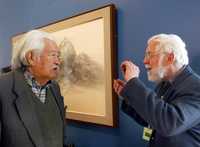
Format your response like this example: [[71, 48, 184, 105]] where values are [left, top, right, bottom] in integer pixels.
[[146, 54, 167, 83], [147, 65, 166, 82]]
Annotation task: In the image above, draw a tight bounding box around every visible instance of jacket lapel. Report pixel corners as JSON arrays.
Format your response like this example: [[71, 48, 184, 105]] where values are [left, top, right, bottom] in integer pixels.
[[49, 82, 65, 121], [13, 69, 44, 147]]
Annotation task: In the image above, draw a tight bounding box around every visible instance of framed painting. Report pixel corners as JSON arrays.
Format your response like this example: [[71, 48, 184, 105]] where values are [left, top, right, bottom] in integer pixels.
[[11, 4, 117, 127]]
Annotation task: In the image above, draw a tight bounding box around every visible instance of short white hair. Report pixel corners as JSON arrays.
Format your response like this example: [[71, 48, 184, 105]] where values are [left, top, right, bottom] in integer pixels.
[[148, 34, 189, 67], [11, 30, 54, 69]]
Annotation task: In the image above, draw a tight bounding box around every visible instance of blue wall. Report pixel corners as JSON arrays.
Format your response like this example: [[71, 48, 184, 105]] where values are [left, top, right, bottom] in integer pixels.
[[0, 0, 29, 67], [1, 0, 200, 147]]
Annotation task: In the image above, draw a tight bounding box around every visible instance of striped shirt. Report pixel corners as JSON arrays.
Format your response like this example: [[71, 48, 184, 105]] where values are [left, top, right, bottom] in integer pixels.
[[24, 71, 51, 103]]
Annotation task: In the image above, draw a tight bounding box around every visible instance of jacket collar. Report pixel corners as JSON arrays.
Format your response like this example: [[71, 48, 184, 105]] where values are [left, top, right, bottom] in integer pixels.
[[156, 65, 193, 101], [171, 65, 193, 88], [13, 68, 45, 147]]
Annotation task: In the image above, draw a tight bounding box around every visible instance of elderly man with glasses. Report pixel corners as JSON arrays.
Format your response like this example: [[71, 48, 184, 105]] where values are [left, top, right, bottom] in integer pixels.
[[113, 34, 200, 147]]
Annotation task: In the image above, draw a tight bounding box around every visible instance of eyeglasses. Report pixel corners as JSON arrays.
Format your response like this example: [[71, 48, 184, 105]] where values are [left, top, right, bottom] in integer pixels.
[[144, 51, 166, 59], [47, 52, 61, 60]]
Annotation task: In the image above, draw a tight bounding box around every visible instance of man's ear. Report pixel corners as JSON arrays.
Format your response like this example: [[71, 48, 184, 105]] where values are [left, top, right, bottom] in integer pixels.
[[25, 51, 35, 66], [167, 52, 175, 64]]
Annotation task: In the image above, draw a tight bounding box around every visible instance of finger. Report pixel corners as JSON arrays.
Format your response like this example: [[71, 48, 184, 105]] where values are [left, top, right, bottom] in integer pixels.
[[117, 87, 123, 95], [120, 60, 135, 71], [116, 79, 125, 87], [113, 80, 119, 92], [115, 84, 121, 94], [113, 81, 117, 92], [113, 80, 122, 95], [120, 61, 128, 69]]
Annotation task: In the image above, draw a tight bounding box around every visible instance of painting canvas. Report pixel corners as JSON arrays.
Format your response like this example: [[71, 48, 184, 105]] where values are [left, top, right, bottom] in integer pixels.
[[11, 4, 117, 127]]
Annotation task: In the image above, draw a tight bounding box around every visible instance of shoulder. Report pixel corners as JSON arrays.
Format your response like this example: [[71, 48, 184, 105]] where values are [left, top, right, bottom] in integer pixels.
[[0, 71, 16, 103], [0, 68, 25, 93], [0, 71, 14, 90], [176, 67, 200, 94], [185, 68, 200, 86]]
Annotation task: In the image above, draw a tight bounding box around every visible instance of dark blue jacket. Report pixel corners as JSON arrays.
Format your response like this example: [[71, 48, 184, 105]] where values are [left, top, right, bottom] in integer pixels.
[[121, 66, 200, 147]]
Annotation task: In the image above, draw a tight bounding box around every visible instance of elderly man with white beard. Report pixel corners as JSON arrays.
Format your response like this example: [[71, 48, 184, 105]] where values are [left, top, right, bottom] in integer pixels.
[[113, 34, 200, 147]]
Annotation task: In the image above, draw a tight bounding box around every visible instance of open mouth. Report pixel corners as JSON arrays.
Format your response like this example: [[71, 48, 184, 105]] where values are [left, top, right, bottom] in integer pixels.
[[145, 65, 151, 71], [53, 66, 60, 71], [147, 68, 151, 71]]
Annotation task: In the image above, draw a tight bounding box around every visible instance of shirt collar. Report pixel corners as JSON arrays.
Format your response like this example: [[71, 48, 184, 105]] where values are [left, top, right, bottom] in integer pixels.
[[24, 70, 51, 89]]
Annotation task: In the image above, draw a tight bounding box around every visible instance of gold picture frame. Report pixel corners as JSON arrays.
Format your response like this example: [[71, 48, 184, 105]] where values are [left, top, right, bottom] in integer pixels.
[[11, 4, 117, 127]]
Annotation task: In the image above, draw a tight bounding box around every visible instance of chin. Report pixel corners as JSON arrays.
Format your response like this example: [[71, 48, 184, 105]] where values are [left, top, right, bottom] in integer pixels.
[[50, 71, 59, 79], [148, 74, 162, 83], [47, 74, 57, 80], [148, 68, 165, 83]]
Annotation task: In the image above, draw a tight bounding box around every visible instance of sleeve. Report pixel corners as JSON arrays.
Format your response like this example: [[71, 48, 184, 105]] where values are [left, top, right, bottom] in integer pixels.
[[120, 78, 200, 137], [121, 100, 148, 127]]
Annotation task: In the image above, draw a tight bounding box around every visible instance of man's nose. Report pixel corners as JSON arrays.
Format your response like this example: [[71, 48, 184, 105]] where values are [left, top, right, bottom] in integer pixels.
[[55, 57, 61, 65], [143, 56, 150, 65]]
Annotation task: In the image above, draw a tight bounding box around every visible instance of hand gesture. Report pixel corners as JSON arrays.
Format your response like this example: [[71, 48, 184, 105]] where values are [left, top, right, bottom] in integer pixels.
[[113, 79, 126, 95], [120, 60, 140, 82]]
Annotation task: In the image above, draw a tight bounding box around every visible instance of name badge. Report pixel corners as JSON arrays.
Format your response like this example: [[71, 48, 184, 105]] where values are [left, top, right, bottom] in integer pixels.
[[142, 127, 153, 141]]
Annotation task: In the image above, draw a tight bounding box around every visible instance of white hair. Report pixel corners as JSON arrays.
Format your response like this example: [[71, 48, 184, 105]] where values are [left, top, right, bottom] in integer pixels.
[[148, 34, 189, 67], [11, 30, 54, 69]]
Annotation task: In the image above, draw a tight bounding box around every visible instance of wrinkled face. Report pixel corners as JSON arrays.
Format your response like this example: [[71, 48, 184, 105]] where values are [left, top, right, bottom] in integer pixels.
[[143, 40, 167, 82], [28, 38, 61, 84]]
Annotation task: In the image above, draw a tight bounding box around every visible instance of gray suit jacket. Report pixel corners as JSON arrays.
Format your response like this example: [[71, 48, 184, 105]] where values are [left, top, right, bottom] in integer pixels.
[[0, 68, 65, 147], [121, 66, 200, 147]]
